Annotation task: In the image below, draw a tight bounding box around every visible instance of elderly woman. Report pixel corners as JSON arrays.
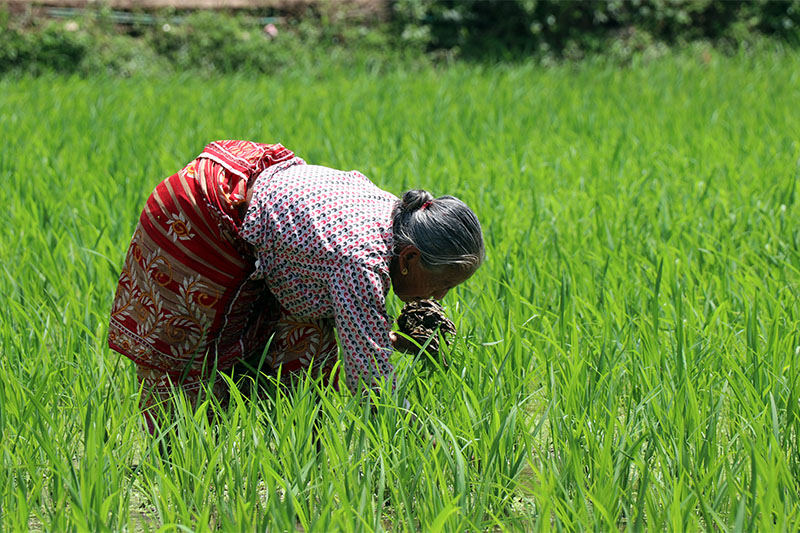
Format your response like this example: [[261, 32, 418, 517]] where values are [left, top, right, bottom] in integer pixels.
[[108, 140, 483, 429]]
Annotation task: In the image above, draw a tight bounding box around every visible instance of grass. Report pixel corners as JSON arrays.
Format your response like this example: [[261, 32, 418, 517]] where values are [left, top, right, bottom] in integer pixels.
[[1, 46, 799, 530]]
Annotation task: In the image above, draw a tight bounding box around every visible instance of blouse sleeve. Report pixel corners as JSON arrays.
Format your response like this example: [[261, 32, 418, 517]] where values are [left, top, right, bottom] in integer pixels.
[[328, 262, 394, 394]]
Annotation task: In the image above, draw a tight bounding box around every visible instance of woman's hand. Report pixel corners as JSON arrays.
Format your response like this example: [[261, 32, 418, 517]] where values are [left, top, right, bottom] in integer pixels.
[[390, 331, 418, 353]]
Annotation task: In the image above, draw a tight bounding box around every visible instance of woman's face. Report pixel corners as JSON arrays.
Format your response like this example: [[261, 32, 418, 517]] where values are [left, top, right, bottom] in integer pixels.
[[391, 246, 473, 302]]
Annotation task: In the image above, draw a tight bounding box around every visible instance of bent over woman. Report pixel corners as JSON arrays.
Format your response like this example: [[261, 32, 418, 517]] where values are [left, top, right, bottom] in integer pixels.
[[108, 140, 484, 430]]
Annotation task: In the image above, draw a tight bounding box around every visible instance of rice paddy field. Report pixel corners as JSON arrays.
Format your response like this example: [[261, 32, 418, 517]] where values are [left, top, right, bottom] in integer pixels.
[[1, 48, 800, 531]]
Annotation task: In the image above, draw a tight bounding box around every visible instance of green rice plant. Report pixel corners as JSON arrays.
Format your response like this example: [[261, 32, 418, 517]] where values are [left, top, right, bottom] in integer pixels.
[[1, 46, 799, 530]]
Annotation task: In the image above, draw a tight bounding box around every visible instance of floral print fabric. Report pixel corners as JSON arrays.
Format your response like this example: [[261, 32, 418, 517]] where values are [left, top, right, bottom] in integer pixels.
[[108, 141, 340, 416]]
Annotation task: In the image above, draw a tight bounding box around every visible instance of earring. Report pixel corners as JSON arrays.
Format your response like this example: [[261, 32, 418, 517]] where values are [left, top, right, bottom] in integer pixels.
[[402, 268, 408, 275]]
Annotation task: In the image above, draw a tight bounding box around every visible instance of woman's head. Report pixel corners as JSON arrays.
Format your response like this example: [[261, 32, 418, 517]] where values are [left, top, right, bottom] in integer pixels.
[[390, 189, 485, 302]]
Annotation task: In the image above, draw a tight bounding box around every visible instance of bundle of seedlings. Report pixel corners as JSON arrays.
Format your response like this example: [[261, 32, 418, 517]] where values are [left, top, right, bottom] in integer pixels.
[[396, 299, 457, 368]]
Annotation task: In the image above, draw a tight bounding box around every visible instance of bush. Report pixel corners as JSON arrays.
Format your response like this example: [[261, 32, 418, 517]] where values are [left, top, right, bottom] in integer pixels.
[[0, 15, 32, 73], [34, 22, 92, 71], [0, 12, 91, 74], [391, 0, 800, 59], [147, 10, 398, 75], [81, 33, 170, 77], [0, 1, 798, 76], [149, 11, 289, 73]]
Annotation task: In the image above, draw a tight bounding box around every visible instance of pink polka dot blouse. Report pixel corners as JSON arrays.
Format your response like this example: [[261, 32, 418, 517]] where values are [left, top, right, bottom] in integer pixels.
[[240, 157, 398, 393]]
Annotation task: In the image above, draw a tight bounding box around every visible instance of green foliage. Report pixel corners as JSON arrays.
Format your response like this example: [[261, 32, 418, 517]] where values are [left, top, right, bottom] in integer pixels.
[[392, 0, 800, 59], [149, 11, 284, 73], [0, 15, 91, 74], [0, 7, 398, 76], [1, 1, 800, 76], [80, 33, 169, 77], [0, 21, 31, 72], [35, 22, 91, 70]]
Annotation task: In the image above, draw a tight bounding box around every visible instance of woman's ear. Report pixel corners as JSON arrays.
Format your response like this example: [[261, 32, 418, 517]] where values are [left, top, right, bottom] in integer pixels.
[[398, 245, 420, 271]]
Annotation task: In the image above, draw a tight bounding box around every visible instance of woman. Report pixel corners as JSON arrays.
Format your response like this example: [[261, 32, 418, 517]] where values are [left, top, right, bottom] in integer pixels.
[[108, 140, 484, 429]]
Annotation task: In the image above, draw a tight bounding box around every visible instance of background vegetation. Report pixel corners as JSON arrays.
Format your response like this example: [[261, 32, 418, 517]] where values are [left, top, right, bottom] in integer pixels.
[[1, 0, 800, 75], [394, 0, 800, 58], [1, 47, 799, 529]]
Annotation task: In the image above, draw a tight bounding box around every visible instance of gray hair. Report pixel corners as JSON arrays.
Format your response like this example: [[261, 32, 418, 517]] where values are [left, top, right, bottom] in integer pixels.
[[392, 189, 485, 273]]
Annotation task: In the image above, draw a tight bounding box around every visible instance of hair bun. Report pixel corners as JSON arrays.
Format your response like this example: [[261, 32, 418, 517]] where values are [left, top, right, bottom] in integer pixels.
[[401, 189, 435, 212]]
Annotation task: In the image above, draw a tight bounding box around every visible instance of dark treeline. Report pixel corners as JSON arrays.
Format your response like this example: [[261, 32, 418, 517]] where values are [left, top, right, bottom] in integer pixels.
[[394, 0, 800, 58], [2, 0, 799, 75]]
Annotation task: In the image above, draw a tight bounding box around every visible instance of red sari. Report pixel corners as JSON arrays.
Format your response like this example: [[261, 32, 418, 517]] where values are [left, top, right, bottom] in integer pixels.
[[108, 141, 338, 430]]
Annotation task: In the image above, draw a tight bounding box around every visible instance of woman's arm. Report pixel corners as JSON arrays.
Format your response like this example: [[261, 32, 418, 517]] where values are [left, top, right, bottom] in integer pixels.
[[329, 264, 396, 394]]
